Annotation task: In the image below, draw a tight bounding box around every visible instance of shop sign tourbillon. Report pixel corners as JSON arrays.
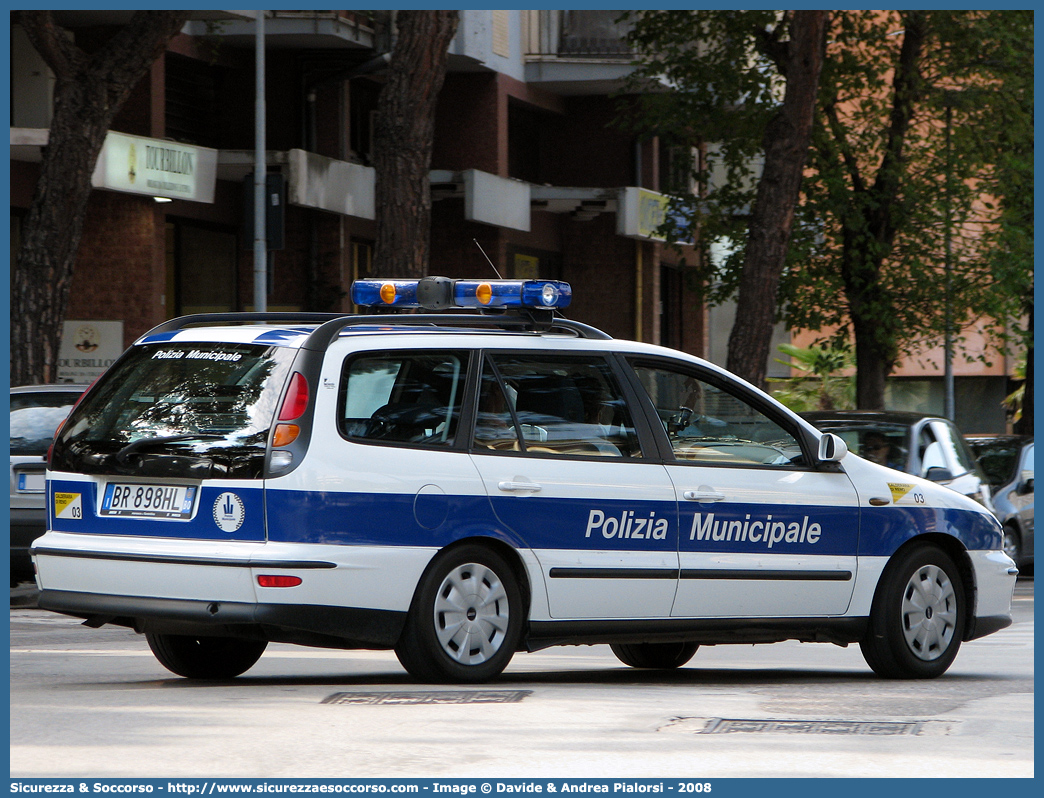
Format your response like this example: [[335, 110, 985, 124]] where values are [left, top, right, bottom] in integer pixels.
[[91, 131, 218, 203]]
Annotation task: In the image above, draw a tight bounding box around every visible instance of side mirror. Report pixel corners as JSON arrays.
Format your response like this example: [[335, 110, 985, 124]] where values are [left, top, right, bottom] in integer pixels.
[[818, 433, 848, 463], [925, 466, 954, 482], [1017, 477, 1034, 495]]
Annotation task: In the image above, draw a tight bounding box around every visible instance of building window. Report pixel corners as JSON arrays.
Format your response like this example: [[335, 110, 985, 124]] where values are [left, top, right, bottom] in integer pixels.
[[508, 102, 548, 184], [165, 53, 224, 148], [166, 221, 238, 316], [349, 80, 381, 164]]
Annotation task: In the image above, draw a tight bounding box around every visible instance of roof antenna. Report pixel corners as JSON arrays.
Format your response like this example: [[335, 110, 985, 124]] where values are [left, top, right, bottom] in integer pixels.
[[473, 239, 503, 279]]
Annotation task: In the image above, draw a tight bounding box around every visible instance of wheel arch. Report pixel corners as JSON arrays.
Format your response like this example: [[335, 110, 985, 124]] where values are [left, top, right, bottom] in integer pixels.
[[883, 532, 976, 639], [417, 535, 533, 641]]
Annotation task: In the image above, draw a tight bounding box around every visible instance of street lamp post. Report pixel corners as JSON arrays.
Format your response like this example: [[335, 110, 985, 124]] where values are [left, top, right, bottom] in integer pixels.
[[253, 11, 267, 313]]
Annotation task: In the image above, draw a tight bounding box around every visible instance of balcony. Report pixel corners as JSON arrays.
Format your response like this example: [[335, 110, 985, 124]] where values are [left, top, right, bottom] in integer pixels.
[[523, 10, 637, 95]]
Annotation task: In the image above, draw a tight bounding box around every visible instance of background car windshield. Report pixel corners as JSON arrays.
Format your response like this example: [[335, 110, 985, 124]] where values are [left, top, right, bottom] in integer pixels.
[[10, 393, 81, 456], [971, 439, 1024, 488], [816, 423, 909, 469]]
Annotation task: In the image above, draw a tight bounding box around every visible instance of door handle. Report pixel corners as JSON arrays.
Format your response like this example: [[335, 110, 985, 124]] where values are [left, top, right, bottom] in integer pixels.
[[683, 488, 726, 502], [498, 480, 542, 493]]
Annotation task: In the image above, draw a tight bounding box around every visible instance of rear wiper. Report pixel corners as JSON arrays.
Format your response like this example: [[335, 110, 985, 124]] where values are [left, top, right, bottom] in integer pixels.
[[115, 434, 225, 464]]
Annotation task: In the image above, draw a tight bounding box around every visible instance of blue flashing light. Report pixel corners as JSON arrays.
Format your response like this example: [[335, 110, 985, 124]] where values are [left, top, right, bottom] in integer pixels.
[[350, 280, 420, 307], [351, 277, 572, 311]]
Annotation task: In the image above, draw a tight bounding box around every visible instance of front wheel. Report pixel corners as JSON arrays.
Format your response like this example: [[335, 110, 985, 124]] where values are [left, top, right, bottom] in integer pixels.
[[395, 544, 523, 683], [146, 633, 267, 679], [860, 543, 965, 679], [611, 642, 699, 669]]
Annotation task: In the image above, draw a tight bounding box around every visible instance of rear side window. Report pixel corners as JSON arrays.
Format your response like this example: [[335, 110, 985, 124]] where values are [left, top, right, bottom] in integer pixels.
[[51, 343, 294, 478], [338, 351, 467, 447]]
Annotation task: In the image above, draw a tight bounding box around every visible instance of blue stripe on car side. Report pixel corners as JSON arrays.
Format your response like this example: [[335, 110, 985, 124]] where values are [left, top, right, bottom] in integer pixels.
[[47, 480, 1001, 554]]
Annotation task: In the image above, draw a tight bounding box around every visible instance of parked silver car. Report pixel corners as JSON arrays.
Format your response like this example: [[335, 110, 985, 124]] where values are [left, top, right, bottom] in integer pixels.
[[800, 411, 994, 512], [9, 384, 87, 585], [967, 435, 1034, 572]]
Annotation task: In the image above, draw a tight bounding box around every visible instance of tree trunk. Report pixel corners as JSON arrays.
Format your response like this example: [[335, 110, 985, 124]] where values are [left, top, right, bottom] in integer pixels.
[[372, 10, 459, 278], [834, 13, 926, 410], [11, 11, 190, 386], [725, 11, 827, 391]]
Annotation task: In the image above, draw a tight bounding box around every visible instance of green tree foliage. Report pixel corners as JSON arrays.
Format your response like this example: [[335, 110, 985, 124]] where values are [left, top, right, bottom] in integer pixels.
[[11, 11, 191, 386], [623, 10, 1033, 410], [769, 342, 854, 412]]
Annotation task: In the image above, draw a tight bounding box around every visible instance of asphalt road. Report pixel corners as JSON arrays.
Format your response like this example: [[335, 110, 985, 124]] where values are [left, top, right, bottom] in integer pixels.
[[9, 578, 1034, 779]]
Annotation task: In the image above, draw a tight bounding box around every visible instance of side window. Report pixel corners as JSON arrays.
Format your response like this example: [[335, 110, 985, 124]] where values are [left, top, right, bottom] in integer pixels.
[[473, 354, 642, 458], [632, 362, 806, 467], [933, 421, 976, 475], [918, 426, 947, 476], [338, 351, 466, 447]]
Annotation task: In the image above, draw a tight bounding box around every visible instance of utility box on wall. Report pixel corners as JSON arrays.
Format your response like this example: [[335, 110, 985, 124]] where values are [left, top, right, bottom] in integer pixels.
[[242, 173, 286, 250]]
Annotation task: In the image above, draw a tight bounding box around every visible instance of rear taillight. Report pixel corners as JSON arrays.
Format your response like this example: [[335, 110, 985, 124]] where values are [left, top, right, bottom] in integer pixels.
[[278, 373, 309, 421], [273, 372, 309, 449]]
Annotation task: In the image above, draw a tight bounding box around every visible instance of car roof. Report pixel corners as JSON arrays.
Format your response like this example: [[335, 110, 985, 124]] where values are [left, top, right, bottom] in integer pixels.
[[800, 410, 946, 426], [10, 383, 90, 395], [965, 434, 1033, 445]]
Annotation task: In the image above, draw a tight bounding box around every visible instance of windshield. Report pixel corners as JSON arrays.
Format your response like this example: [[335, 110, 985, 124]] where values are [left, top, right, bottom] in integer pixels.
[[51, 342, 295, 479], [811, 422, 910, 471], [969, 439, 1023, 488]]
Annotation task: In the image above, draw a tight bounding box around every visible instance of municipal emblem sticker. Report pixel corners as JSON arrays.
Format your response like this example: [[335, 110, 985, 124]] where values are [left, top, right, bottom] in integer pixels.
[[213, 492, 245, 533]]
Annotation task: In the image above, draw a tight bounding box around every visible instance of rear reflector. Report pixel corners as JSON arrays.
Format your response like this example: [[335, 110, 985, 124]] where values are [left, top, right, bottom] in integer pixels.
[[257, 575, 302, 588]]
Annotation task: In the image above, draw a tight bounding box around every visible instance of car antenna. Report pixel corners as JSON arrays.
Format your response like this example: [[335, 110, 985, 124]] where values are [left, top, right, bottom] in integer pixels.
[[473, 239, 503, 279]]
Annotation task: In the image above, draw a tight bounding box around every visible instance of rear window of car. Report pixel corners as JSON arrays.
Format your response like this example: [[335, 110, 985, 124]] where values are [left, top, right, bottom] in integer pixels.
[[51, 343, 295, 478], [10, 392, 82, 456]]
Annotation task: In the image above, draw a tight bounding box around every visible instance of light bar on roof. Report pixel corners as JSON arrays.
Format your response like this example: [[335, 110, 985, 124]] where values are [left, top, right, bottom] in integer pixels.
[[351, 277, 572, 311]]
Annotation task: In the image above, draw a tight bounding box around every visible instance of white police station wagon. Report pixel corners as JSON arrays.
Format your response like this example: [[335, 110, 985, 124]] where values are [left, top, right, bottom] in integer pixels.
[[34, 277, 1017, 683]]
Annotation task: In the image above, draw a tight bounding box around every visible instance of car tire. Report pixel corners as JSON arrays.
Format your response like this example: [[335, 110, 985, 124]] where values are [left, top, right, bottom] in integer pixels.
[[146, 633, 267, 679], [1003, 525, 1022, 570], [859, 542, 965, 679], [395, 544, 522, 684], [610, 642, 699, 669]]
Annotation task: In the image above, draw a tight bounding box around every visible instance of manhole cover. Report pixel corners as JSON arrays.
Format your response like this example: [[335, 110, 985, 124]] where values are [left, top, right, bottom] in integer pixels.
[[662, 717, 957, 736], [322, 690, 532, 705]]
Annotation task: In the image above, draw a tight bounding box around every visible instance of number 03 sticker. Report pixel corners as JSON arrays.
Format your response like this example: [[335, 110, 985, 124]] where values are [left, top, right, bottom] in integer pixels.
[[54, 492, 83, 520]]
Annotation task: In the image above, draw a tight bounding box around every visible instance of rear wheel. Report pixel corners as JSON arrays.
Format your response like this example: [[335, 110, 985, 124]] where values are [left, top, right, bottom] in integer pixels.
[[146, 633, 267, 679], [611, 642, 699, 670], [860, 543, 965, 679], [395, 544, 522, 683]]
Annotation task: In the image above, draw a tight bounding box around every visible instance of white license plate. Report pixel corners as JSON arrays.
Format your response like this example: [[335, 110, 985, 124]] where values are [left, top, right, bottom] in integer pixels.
[[17, 472, 45, 493], [101, 483, 198, 519]]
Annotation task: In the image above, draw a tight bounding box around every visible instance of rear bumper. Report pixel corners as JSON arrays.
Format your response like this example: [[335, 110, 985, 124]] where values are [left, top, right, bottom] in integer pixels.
[[38, 589, 405, 649]]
